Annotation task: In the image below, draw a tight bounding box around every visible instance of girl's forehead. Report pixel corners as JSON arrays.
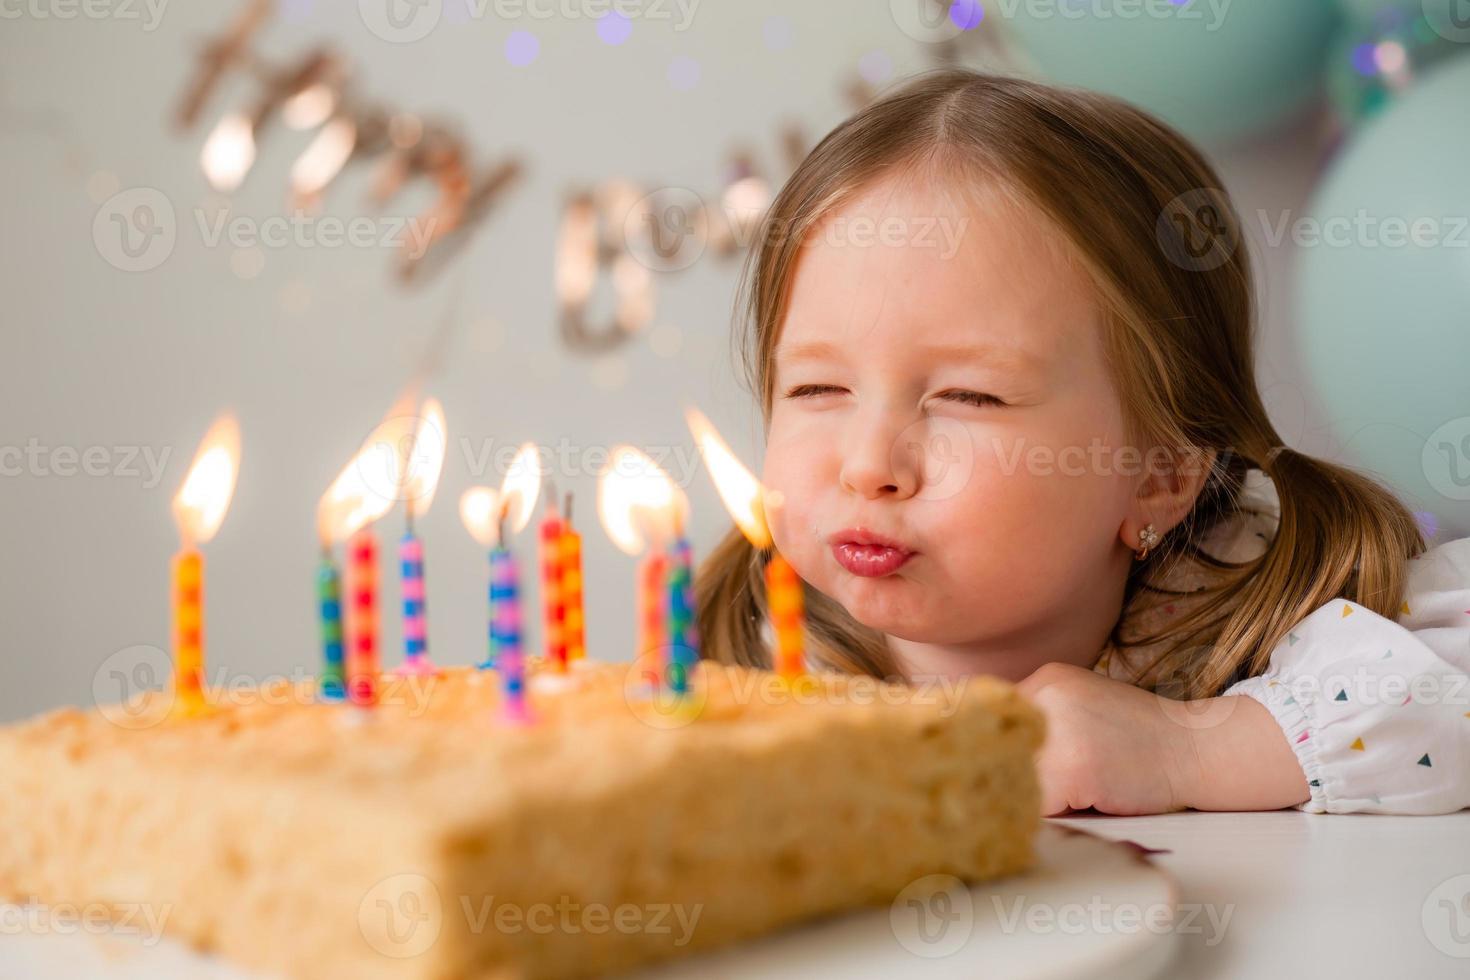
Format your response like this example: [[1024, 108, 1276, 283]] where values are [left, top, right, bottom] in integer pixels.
[[782, 176, 1096, 362]]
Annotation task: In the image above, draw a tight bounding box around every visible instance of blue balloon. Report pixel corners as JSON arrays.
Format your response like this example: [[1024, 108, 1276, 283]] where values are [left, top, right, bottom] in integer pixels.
[[1002, 0, 1342, 146], [1295, 54, 1470, 536]]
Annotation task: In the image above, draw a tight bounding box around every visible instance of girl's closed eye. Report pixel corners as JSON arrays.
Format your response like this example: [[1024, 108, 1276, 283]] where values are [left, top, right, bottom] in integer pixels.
[[783, 384, 848, 400], [934, 388, 1006, 409]]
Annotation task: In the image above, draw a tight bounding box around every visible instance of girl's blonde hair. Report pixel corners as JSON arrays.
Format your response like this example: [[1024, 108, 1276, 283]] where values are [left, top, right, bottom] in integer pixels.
[[695, 69, 1424, 699]]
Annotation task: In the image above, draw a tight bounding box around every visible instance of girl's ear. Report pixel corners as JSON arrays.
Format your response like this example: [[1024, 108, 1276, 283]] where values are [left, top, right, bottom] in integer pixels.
[[1119, 446, 1218, 552]]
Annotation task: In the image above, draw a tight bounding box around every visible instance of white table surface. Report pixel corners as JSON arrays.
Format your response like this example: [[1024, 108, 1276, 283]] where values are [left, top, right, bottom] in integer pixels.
[[1052, 810, 1470, 980]]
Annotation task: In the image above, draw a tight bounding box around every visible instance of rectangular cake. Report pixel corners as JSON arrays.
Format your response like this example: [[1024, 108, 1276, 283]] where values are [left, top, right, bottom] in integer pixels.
[[0, 660, 1043, 979]]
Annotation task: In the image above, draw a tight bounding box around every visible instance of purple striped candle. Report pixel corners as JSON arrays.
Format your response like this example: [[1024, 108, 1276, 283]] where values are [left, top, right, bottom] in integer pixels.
[[395, 532, 437, 676], [491, 547, 530, 722]]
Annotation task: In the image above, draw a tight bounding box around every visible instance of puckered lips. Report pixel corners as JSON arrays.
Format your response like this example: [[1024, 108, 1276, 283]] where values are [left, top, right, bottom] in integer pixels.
[[828, 527, 916, 578]]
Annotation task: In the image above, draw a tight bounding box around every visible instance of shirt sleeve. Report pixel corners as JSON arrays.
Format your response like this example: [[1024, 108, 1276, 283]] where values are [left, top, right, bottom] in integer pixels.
[[1221, 537, 1470, 814]]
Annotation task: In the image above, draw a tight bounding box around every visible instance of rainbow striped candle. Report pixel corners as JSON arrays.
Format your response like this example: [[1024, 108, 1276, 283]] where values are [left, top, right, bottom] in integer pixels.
[[317, 553, 345, 701], [346, 527, 379, 707], [172, 549, 207, 716], [397, 531, 433, 675], [493, 547, 529, 721], [637, 550, 669, 689], [666, 537, 699, 695], [766, 552, 805, 681]]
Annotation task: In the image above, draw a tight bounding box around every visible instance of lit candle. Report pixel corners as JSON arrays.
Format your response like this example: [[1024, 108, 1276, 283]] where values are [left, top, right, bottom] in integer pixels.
[[686, 407, 805, 682], [170, 415, 241, 719], [460, 443, 542, 722], [317, 412, 405, 705], [598, 445, 688, 691], [396, 399, 448, 677]]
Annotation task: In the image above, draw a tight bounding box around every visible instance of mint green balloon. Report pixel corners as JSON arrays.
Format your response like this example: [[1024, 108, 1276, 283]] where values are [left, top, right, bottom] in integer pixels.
[[1296, 55, 1470, 536], [1002, 0, 1342, 146]]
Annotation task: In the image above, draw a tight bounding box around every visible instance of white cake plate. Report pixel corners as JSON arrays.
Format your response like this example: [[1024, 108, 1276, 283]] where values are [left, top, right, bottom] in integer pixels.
[[1, 823, 1177, 979]]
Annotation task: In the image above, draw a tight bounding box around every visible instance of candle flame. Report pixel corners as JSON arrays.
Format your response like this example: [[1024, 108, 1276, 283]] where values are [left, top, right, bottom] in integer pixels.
[[173, 414, 240, 547], [402, 397, 447, 518], [685, 406, 770, 549], [596, 445, 688, 555], [317, 395, 418, 545], [459, 486, 502, 547], [282, 83, 338, 130], [500, 442, 543, 535], [460, 442, 542, 546], [201, 112, 256, 193]]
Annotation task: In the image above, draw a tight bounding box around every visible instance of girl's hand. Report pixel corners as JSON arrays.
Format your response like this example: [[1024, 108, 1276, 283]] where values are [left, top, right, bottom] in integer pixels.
[[1015, 662, 1203, 816], [1015, 661, 1311, 816]]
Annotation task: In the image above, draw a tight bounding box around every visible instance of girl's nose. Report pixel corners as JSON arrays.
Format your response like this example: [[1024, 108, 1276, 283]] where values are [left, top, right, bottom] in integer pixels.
[[839, 418, 920, 501]]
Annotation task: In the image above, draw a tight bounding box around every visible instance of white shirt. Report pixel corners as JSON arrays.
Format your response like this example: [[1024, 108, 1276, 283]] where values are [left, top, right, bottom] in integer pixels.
[[1095, 470, 1470, 814]]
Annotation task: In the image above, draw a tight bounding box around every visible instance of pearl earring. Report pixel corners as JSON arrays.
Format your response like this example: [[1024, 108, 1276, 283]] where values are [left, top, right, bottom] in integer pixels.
[[1135, 523, 1160, 561]]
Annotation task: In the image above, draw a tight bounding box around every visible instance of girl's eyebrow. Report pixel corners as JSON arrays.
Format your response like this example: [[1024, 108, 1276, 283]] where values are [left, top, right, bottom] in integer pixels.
[[776, 339, 1041, 371]]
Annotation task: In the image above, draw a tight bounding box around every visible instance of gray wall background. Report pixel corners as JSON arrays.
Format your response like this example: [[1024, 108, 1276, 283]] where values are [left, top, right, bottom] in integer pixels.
[[0, 1, 1338, 721]]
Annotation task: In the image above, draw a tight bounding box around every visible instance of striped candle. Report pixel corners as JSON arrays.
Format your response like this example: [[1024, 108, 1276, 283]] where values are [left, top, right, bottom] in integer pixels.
[[346, 527, 379, 707], [398, 532, 432, 674], [172, 548, 207, 716], [492, 547, 529, 721], [766, 551, 805, 681], [539, 505, 568, 671], [560, 524, 585, 662], [666, 537, 699, 695], [636, 550, 669, 689], [317, 554, 345, 701]]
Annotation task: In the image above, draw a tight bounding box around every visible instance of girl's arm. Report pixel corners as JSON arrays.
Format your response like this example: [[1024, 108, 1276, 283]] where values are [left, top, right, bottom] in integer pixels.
[[1020, 537, 1470, 816], [1216, 538, 1470, 814]]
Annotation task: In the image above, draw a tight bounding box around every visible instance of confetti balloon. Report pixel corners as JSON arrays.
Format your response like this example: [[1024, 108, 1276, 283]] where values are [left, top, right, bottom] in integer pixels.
[[1295, 54, 1470, 536], [1000, 0, 1342, 146]]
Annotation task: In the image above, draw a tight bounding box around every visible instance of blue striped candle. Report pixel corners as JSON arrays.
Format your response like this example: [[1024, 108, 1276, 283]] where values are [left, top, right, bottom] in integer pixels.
[[666, 537, 699, 696], [317, 554, 345, 701]]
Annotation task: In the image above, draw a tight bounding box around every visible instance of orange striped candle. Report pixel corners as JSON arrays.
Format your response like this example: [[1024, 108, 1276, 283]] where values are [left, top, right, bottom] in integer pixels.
[[766, 551, 805, 681], [172, 549, 207, 716], [539, 500, 568, 671], [560, 521, 585, 662], [636, 550, 668, 687], [346, 527, 379, 706]]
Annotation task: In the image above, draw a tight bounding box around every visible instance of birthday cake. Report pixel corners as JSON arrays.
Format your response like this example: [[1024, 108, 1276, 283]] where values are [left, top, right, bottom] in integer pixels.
[[0, 660, 1043, 980]]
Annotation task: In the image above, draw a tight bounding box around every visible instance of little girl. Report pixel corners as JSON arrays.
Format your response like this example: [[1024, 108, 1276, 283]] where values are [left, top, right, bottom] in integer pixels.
[[693, 70, 1469, 817]]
